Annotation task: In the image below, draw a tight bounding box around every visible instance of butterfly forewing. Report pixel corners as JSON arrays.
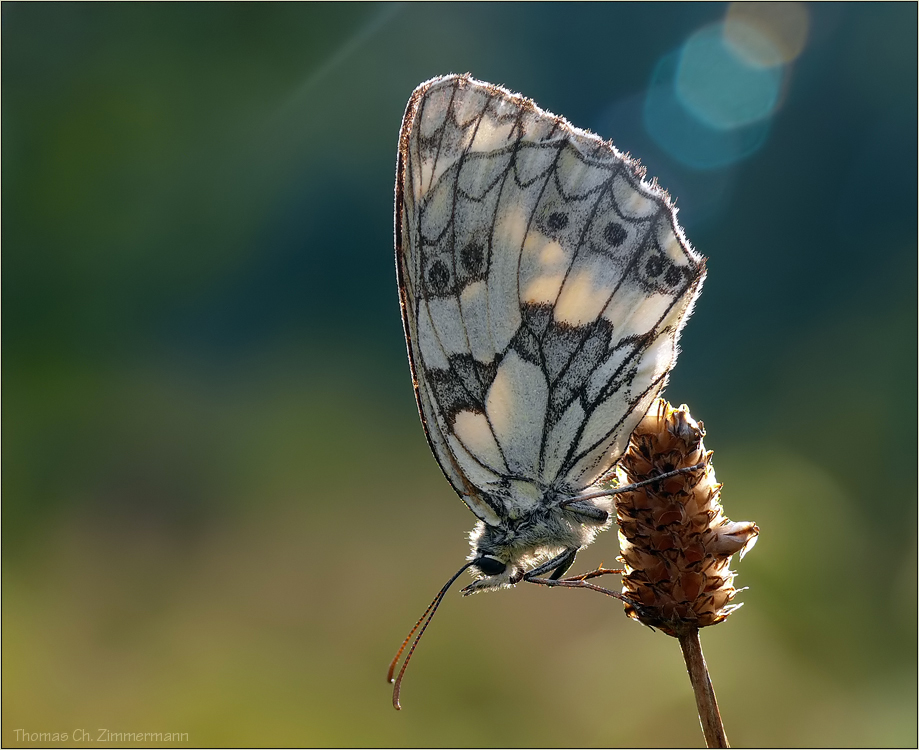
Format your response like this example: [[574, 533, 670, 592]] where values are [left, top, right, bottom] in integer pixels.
[[396, 75, 705, 521]]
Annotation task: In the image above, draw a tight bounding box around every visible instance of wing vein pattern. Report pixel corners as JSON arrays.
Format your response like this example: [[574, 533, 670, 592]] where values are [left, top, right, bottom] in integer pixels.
[[395, 74, 706, 525]]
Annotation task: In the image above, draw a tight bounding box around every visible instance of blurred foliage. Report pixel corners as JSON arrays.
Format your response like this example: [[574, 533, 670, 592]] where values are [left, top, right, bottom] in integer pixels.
[[3, 2, 916, 747]]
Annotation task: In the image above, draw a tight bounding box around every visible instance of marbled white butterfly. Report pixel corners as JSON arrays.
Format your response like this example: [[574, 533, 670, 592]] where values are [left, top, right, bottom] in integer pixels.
[[388, 74, 706, 708]]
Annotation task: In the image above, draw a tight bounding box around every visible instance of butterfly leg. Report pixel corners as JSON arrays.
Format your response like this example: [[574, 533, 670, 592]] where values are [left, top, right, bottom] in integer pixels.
[[559, 567, 624, 582], [563, 501, 609, 524], [522, 547, 579, 581], [548, 548, 578, 579], [526, 568, 642, 611]]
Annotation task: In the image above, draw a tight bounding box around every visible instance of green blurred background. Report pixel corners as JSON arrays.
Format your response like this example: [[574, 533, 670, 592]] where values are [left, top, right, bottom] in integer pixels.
[[3, 2, 916, 747]]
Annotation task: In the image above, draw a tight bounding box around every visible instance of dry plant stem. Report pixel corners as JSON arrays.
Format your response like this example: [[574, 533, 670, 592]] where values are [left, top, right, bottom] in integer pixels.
[[678, 628, 728, 749], [614, 400, 758, 745]]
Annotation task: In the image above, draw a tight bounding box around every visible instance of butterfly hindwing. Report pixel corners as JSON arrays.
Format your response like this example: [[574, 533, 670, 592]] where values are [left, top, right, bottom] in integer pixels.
[[396, 74, 705, 524]]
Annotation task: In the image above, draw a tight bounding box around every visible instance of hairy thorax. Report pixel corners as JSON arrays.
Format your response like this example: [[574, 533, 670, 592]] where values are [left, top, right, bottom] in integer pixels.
[[464, 497, 612, 592]]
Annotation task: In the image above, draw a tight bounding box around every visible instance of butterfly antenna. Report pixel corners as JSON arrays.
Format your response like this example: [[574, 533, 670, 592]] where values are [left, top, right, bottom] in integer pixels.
[[387, 560, 476, 710], [571, 462, 707, 503]]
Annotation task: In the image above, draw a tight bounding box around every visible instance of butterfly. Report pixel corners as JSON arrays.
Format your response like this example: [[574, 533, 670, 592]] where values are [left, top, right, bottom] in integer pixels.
[[388, 74, 706, 708]]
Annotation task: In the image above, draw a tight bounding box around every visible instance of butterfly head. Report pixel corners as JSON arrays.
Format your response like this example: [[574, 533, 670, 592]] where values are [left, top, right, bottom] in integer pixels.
[[461, 494, 615, 593], [461, 553, 523, 594]]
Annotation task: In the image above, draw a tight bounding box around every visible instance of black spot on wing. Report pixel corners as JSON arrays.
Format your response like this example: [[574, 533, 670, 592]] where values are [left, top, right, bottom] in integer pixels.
[[461, 242, 486, 277], [629, 235, 697, 297], [665, 265, 684, 287], [547, 211, 569, 230], [418, 226, 459, 299], [603, 221, 627, 246], [427, 260, 451, 294], [645, 254, 665, 278]]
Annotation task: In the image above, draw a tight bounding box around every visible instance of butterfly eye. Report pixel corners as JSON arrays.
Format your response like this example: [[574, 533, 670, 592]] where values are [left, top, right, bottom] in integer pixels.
[[474, 556, 507, 576]]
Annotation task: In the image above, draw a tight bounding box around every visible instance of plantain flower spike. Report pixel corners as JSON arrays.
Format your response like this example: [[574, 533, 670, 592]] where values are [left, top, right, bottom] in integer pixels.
[[615, 399, 758, 637]]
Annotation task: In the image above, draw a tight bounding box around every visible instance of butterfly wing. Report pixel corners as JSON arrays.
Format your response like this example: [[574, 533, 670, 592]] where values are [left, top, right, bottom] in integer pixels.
[[395, 74, 705, 521]]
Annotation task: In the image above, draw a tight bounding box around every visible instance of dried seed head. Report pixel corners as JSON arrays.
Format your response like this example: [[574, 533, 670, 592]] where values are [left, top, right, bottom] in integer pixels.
[[616, 399, 758, 637]]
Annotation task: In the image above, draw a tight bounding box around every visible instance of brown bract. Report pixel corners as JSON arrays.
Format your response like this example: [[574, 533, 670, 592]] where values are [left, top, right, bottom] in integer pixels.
[[615, 399, 758, 637]]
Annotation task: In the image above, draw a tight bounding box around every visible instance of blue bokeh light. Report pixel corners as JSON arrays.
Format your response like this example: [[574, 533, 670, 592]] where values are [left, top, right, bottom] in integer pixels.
[[643, 47, 772, 170], [677, 23, 784, 130]]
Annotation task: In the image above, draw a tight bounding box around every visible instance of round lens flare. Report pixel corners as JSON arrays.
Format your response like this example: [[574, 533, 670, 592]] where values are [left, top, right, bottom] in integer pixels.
[[725, 1, 809, 68], [644, 50, 771, 170], [642, 3, 809, 169], [676, 23, 783, 131]]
